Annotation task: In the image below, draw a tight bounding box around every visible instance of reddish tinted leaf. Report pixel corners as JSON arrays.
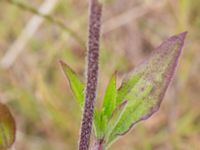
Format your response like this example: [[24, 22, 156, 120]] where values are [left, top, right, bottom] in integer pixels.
[[106, 32, 187, 146]]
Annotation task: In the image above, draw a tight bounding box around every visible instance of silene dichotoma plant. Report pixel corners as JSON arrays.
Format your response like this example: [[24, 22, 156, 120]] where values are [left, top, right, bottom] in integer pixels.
[[60, 0, 187, 150], [0, 0, 186, 150], [0, 0, 187, 150]]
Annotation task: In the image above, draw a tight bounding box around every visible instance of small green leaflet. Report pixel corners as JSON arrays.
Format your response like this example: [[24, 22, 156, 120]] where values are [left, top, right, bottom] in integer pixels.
[[105, 32, 187, 147], [102, 74, 117, 119], [93, 110, 107, 139], [60, 60, 101, 138], [0, 103, 16, 149], [60, 60, 84, 108], [94, 74, 117, 139]]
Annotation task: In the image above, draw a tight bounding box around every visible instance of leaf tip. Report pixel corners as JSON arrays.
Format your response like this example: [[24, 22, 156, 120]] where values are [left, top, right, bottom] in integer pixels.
[[58, 59, 65, 67], [178, 31, 188, 41], [111, 71, 117, 80], [59, 60, 74, 73], [169, 31, 187, 44]]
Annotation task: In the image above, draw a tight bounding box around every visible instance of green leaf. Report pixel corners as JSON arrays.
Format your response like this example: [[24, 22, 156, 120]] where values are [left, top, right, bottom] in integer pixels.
[[94, 74, 117, 140], [93, 110, 101, 138], [60, 60, 84, 108], [107, 81, 153, 145], [94, 110, 107, 139], [60, 61, 102, 139], [102, 74, 117, 119], [106, 32, 187, 146], [105, 100, 127, 147], [0, 103, 16, 149], [116, 73, 141, 105]]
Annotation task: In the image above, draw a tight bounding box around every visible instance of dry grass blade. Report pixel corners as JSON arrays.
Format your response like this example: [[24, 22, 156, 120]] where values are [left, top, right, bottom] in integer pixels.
[[0, 0, 82, 69]]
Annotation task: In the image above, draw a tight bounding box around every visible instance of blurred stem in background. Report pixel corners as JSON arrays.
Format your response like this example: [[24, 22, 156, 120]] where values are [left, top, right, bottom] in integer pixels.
[[1, 0, 85, 69], [6, 0, 85, 47]]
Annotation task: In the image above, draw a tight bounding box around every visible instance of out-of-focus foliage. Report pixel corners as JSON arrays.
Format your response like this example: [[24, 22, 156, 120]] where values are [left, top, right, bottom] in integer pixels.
[[0, 0, 200, 150], [0, 103, 16, 149]]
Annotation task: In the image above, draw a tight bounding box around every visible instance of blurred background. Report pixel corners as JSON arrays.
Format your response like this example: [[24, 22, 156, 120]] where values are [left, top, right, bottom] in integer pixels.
[[0, 0, 200, 149]]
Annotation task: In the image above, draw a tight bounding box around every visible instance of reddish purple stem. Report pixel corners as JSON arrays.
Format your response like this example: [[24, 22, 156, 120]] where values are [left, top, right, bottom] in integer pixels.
[[78, 0, 102, 150]]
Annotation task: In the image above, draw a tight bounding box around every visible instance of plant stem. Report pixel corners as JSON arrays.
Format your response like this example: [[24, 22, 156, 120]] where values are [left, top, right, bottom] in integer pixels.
[[91, 139, 104, 150], [78, 0, 102, 150]]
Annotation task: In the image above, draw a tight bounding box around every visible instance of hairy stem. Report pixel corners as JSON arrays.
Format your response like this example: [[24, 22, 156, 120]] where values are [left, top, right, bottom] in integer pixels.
[[78, 0, 102, 150]]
